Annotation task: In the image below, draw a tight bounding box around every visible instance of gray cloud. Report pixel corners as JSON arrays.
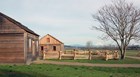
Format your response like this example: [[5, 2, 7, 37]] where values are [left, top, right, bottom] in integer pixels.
[[0, 0, 140, 45]]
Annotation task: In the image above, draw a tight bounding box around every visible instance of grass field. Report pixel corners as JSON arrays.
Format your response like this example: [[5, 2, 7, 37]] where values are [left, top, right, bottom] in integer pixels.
[[48, 50, 140, 64], [0, 50, 139, 77], [49, 57, 140, 64], [125, 50, 139, 56], [0, 64, 140, 77]]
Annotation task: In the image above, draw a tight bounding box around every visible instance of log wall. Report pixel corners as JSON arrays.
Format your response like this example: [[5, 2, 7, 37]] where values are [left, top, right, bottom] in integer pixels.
[[0, 33, 24, 63], [0, 13, 39, 64], [0, 15, 24, 33]]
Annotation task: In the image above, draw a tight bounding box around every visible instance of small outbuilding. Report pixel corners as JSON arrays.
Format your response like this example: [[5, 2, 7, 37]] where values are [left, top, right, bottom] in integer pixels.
[[0, 12, 39, 64], [39, 34, 64, 57]]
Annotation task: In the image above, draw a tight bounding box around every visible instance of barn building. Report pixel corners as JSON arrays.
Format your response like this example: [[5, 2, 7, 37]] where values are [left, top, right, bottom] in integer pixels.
[[39, 34, 64, 58], [0, 12, 39, 64]]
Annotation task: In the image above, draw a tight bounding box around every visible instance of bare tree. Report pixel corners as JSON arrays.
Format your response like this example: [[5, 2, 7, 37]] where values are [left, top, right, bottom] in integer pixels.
[[86, 41, 93, 50], [92, 0, 140, 59]]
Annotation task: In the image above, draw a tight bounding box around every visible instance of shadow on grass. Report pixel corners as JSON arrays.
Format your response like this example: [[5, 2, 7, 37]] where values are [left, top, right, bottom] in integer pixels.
[[0, 68, 50, 77]]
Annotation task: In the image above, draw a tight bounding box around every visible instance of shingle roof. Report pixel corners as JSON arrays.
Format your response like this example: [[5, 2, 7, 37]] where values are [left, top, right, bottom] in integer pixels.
[[0, 12, 39, 36]]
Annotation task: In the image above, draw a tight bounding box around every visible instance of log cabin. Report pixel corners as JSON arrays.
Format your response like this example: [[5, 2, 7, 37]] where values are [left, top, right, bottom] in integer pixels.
[[39, 34, 64, 58], [0, 12, 39, 64]]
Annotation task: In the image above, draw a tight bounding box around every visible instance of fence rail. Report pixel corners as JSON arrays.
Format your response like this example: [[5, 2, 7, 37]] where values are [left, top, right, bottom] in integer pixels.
[[42, 50, 119, 60]]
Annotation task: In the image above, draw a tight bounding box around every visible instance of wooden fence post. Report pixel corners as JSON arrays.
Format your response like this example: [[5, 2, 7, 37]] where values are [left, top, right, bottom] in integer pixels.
[[43, 50, 46, 60], [73, 50, 76, 60], [58, 51, 62, 60], [105, 51, 108, 61], [114, 51, 119, 59], [88, 50, 92, 60]]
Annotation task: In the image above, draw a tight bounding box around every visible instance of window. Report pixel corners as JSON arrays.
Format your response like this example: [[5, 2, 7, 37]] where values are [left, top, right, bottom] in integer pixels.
[[46, 38, 50, 43], [41, 46, 44, 51], [53, 46, 56, 51]]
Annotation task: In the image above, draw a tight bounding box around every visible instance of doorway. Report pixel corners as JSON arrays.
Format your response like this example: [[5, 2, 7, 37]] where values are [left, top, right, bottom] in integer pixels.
[[53, 46, 56, 51], [41, 46, 44, 51]]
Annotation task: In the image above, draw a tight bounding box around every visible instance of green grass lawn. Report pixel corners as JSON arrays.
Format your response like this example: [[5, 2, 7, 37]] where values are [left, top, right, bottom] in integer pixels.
[[0, 64, 140, 77], [48, 57, 140, 64], [125, 50, 139, 56]]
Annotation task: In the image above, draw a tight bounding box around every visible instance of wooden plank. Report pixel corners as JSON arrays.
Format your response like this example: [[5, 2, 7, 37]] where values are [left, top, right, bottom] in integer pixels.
[[0, 43, 23, 47], [0, 33, 25, 63], [0, 52, 24, 54], [0, 48, 24, 51], [0, 16, 24, 33], [0, 59, 24, 62]]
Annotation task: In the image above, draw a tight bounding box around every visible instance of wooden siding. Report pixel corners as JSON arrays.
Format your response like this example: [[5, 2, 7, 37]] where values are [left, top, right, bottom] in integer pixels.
[[39, 34, 63, 45], [0, 15, 24, 33], [0, 33, 24, 63], [42, 44, 62, 51], [39, 34, 64, 52], [0, 12, 39, 64], [39, 34, 64, 59]]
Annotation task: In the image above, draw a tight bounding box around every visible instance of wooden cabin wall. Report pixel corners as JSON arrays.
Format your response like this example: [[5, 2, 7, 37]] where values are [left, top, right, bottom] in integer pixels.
[[40, 44, 63, 52], [0, 33, 25, 63], [0, 14, 39, 63], [40, 35, 61, 44], [0, 15, 24, 33], [49, 44, 61, 51], [41, 44, 61, 52], [39, 35, 64, 52], [0, 16, 25, 63]]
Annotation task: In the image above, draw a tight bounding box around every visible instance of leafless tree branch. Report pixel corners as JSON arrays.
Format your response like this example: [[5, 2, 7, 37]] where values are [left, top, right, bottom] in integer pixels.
[[92, 0, 140, 59]]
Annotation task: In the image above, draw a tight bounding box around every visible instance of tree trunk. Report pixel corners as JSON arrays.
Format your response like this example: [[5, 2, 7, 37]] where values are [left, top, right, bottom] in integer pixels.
[[120, 54, 125, 59], [120, 49, 126, 60]]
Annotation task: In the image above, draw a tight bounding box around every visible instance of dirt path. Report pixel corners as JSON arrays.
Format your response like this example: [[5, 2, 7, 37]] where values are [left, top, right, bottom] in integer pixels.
[[33, 60, 140, 68]]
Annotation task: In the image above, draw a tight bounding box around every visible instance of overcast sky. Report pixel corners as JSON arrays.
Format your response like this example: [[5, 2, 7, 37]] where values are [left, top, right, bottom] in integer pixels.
[[0, 0, 140, 46]]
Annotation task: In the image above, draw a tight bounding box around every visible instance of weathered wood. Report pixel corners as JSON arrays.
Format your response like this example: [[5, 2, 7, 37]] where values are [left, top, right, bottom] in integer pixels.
[[88, 51, 92, 60], [0, 33, 24, 63], [0, 16, 24, 33], [58, 51, 62, 60], [39, 34, 64, 59], [73, 51, 76, 60], [43, 51, 46, 59], [43, 50, 120, 61], [0, 12, 39, 64]]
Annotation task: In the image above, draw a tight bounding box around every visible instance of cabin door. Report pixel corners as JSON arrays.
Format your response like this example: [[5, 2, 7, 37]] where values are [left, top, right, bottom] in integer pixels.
[[53, 46, 56, 51]]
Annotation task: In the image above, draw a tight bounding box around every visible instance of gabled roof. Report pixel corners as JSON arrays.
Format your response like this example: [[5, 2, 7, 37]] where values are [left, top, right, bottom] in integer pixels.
[[40, 34, 63, 44], [0, 12, 39, 36]]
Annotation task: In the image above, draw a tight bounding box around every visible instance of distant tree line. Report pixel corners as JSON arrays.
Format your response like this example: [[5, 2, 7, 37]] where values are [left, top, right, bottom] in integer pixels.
[[127, 45, 140, 50], [64, 45, 140, 50]]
